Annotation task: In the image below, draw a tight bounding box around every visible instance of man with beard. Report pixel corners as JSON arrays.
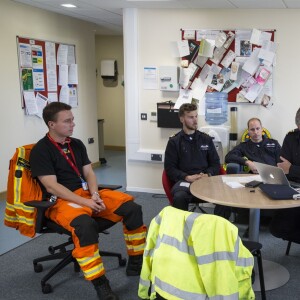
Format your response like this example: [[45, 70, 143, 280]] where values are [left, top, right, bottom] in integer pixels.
[[164, 103, 220, 211]]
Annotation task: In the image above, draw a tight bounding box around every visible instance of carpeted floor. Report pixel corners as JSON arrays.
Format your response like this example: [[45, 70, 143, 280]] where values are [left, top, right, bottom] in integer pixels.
[[1, 192, 300, 300]]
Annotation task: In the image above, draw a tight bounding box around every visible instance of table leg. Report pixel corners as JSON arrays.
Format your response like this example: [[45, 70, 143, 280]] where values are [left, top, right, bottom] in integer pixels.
[[249, 208, 260, 242]]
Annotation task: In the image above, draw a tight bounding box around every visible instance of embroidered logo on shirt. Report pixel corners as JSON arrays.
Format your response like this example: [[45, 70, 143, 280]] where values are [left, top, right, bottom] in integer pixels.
[[266, 143, 275, 148], [200, 145, 209, 150]]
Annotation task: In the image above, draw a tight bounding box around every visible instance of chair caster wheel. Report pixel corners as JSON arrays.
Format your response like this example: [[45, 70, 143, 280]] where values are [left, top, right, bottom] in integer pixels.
[[42, 283, 53, 294], [119, 258, 127, 266], [34, 263, 43, 273]]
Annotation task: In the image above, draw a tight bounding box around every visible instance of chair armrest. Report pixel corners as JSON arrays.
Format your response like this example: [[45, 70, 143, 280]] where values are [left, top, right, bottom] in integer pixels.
[[98, 184, 122, 190], [24, 200, 56, 233], [24, 200, 55, 210]]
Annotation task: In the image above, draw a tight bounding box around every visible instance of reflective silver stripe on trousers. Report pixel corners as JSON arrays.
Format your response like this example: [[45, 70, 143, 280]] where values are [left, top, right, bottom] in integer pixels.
[[155, 277, 239, 300]]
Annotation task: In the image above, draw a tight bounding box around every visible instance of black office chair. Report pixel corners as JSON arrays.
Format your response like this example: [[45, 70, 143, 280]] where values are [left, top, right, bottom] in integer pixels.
[[242, 240, 266, 300], [25, 184, 127, 295], [285, 239, 300, 256]]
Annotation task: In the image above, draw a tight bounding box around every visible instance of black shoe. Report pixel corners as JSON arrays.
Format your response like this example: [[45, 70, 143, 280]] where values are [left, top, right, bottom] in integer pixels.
[[126, 254, 143, 276], [92, 275, 119, 300]]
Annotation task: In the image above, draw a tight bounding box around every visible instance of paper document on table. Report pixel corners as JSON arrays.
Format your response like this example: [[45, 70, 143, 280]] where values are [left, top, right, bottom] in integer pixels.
[[222, 175, 262, 184], [226, 182, 245, 189]]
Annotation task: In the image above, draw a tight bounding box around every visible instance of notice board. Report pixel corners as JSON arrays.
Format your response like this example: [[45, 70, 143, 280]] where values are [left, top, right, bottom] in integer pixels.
[[180, 29, 276, 106], [16, 36, 78, 115]]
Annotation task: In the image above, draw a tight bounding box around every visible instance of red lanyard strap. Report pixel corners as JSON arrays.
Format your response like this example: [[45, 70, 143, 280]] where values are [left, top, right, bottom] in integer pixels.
[[47, 134, 83, 180]]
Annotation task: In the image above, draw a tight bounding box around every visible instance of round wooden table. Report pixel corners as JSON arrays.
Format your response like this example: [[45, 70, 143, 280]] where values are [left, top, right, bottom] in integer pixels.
[[190, 174, 300, 291]]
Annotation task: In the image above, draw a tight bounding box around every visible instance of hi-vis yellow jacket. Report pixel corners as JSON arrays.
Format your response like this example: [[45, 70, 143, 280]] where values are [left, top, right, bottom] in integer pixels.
[[4, 144, 42, 238], [138, 207, 255, 300]]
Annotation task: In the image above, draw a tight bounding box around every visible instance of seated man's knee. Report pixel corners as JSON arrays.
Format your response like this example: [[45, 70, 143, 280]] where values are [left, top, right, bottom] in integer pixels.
[[214, 204, 231, 220], [173, 191, 190, 211], [269, 207, 300, 241], [114, 201, 143, 230], [70, 214, 98, 246], [269, 209, 293, 239]]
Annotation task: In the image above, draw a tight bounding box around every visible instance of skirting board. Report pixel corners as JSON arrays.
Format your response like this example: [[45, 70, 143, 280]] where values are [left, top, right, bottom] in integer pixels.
[[0, 191, 7, 202], [127, 187, 165, 194]]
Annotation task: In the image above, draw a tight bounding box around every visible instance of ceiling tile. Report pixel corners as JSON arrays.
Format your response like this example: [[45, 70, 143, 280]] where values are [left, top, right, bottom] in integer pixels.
[[11, 0, 291, 35], [229, 0, 286, 9]]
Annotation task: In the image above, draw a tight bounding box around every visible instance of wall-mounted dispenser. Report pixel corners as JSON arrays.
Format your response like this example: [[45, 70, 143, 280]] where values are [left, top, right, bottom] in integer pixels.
[[100, 60, 117, 80], [200, 126, 230, 164], [159, 66, 179, 91]]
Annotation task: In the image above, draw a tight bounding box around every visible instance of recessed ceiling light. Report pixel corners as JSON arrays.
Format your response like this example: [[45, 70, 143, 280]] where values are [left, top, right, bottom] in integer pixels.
[[126, 0, 175, 1], [61, 4, 77, 8]]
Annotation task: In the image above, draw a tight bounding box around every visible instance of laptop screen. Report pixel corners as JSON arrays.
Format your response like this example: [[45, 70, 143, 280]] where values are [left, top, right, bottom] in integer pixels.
[[253, 162, 290, 185]]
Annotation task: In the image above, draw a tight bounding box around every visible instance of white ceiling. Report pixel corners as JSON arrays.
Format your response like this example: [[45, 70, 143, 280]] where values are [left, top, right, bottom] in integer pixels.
[[11, 0, 300, 35]]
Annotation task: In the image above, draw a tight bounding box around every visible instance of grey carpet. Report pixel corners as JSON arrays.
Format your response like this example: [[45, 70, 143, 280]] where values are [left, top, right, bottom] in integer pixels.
[[1, 192, 300, 300]]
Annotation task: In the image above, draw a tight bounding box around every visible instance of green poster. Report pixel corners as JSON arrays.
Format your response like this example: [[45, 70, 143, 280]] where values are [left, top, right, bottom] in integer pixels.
[[22, 68, 33, 91]]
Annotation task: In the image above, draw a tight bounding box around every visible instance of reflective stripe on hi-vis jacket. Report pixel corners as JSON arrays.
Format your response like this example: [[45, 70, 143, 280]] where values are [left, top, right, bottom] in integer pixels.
[[4, 144, 43, 238], [138, 207, 255, 300]]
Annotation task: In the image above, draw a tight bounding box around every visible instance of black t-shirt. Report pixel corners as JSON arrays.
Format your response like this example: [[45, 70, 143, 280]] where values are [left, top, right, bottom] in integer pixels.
[[30, 135, 91, 192]]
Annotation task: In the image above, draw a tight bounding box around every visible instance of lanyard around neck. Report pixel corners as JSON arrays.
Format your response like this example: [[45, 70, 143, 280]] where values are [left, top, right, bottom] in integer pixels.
[[47, 134, 82, 179]]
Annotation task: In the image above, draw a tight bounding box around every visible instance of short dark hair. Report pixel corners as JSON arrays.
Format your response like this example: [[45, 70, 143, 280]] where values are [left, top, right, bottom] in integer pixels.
[[295, 108, 300, 126], [43, 102, 72, 127], [178, 103, 198, 117], [247, 117, 262, 129]]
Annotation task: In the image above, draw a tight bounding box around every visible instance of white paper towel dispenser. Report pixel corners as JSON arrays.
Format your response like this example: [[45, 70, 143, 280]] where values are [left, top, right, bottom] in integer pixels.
[[200, 126, 230, 164], [101, 60, 117, 80]]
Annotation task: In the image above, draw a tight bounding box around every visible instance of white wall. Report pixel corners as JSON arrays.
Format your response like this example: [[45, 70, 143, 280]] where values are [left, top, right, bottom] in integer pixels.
[[0, 0, 99, 192], [125, 8, 300, 193], [95, 36, 125, 147]]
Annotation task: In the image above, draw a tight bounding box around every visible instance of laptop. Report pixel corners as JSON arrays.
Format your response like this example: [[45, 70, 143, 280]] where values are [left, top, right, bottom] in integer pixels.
[[254, 162, 300, 200]]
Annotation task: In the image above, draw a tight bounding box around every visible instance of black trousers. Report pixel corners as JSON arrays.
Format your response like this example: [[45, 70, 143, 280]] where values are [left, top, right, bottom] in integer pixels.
[[171, 180, 196, 211], [270, 206, 300, 243], [71, 200, 144, 247]]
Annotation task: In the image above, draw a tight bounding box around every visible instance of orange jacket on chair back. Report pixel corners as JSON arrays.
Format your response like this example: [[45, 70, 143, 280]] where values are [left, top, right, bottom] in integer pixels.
[[4, 144, 43, 237]]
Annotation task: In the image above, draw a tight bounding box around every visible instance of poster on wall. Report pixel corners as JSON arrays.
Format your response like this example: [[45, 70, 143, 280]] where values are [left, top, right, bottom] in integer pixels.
[[177, 28, 276, 108], [17, 36, 78, 117]]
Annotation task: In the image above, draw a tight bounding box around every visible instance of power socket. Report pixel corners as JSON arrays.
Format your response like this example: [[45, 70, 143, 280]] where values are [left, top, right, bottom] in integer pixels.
[[151, 154, 162, 161], [88, 138, 94, 144], [141, 113, 147, 120]]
